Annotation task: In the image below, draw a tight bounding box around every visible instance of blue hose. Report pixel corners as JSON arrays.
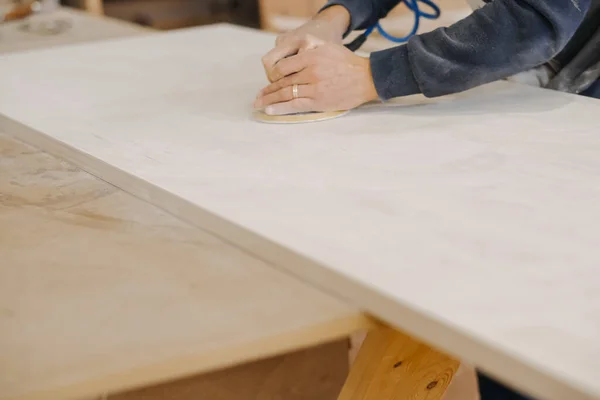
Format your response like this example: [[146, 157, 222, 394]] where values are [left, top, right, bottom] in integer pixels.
[[344, 0, 441, 51], [371, 0, 441, 42]]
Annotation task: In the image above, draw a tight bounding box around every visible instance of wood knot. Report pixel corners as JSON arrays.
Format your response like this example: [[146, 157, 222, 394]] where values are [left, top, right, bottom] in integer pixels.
[[426, 381, 439, 390]]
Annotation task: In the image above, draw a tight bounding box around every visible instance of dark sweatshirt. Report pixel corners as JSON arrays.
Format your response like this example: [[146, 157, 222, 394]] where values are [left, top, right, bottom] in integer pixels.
[[322, 0, 591, 99]]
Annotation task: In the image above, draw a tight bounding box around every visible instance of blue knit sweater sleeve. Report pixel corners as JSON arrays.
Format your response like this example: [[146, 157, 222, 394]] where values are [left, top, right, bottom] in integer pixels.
[[323, 0, 590, 99], [322, 0, 403, 33]]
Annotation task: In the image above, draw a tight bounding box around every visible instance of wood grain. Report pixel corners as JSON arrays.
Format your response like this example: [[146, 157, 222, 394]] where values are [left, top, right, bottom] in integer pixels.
[[0, 133, 370, 400], [111, 340, 349, 400], [1, 24, 600, 400], [338, 325, 459, 400]]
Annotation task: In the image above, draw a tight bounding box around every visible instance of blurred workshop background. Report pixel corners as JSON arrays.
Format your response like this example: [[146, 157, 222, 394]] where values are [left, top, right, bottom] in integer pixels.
[[1, 0, 471, 54]]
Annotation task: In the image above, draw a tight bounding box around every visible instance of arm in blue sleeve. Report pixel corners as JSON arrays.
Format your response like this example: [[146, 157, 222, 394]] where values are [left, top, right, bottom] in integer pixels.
[[369, 0, 591, 99], [320, 0, 402, 34]]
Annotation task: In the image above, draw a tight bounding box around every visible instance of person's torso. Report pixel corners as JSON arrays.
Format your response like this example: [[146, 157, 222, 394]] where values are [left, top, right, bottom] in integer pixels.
[[463, 0, 600, 96]]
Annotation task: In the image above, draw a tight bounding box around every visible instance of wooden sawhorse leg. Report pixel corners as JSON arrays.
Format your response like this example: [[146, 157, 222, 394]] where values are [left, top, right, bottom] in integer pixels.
[[110, 325, 476, 400], [339, 325, 461, 400]]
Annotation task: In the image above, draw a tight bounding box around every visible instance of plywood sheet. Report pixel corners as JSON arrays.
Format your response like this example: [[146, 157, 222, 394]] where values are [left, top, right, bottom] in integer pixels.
[[0, 133, 369, 400], [1, 24, 600, 400]]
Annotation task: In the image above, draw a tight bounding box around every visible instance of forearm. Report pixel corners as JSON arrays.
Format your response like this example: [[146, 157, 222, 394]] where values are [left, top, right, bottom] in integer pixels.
[[370, 0, 591, 99], [312, 5, 351, 38]]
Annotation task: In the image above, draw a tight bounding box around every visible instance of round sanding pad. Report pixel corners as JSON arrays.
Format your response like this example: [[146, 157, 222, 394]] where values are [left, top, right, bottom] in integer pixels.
[[252, 110, 349, 124]]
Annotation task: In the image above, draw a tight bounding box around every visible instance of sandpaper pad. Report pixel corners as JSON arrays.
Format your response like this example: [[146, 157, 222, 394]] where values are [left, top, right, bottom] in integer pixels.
[[253, 110, 349, 124]]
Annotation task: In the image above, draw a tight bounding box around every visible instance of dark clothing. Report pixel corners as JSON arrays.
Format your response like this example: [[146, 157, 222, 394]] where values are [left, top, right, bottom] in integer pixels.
[[478, 373, 533, 400], [582, 79, 600, 97], [323, 0, 595, 99]]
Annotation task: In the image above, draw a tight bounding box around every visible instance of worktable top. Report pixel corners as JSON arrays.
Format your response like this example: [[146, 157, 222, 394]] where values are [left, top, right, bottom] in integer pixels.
[[0, 16, 368, 400], [1, 22, 599, 400], [0, 132, 368, 400]]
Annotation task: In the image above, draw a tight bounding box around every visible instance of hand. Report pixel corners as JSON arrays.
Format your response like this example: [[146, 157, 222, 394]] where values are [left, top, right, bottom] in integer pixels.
[[254, 35, 378, 115], [274, 5, 349, 45], [261, 5, 350, 83]]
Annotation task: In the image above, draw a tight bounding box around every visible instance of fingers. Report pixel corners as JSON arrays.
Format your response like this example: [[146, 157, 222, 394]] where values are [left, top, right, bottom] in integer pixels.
[[262, 35, 324, 82], [264, 98, 316, 116], [262, 39, 302, 82], [268, 53, 309, 82], [258, 70, 312, 98], [255, 84, 316, 109]]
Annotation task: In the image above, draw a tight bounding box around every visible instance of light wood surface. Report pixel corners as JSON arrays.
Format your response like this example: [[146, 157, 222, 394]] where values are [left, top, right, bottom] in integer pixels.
[[0, 6, 147, 55], [0, 132, 370, 400], [347, 332, 480, 400], [112, 340, 349, 400], [1, 24, 600, 400], [338, 325, 459, 400]]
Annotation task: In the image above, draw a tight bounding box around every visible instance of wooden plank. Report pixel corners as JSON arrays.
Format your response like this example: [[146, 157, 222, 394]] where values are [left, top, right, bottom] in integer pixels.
[[83, 0, 104, 15], [111, 340, 349, 400], [1, 24, 600, 400], [0, 133, 371, 400], [338, 325, 459, 400], [347, 332, 480, 400]]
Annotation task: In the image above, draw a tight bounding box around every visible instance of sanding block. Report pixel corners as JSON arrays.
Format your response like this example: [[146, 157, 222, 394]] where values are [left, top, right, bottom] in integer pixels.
[[252, 110, 349, 124]]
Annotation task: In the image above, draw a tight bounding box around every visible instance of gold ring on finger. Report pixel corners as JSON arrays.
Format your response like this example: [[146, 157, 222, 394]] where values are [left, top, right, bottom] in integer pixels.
[[292, 84, 299, 99]]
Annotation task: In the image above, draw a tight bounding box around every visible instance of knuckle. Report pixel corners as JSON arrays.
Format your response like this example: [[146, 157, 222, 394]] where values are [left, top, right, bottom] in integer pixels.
[[278, 78, 289, 90], [275, 33, 288, 45], [271, 82, 281, 96], [271, 66, 281, 79], [261, 55, 271, 68], [268, 81, 279, 92], [301, 34, 313, 45], [278, 62, 289, 76], [276, 88, 288, 101], [264, 84, 275, 94]]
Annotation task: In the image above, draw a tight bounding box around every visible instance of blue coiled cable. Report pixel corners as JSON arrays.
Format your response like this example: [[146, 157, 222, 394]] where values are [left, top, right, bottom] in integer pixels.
[[344, 0, 441, 51]]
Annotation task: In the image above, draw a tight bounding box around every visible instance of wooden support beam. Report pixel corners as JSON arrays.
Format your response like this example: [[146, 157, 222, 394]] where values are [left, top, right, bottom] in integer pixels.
[[338, 325, 460, 400], [84, 0, 104, 15]]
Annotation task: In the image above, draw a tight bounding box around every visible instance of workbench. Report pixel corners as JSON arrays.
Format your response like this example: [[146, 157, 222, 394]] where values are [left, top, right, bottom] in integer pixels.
[[1, 14, 599, 400], [0, 11, 462, 400], [0, 10, 375, 400], [0, 130, 373, 400]]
